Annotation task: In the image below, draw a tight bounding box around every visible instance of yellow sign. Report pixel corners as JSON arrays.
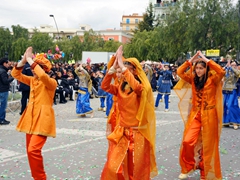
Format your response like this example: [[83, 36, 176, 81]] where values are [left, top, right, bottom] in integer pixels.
[[206, 49, 220, 56]]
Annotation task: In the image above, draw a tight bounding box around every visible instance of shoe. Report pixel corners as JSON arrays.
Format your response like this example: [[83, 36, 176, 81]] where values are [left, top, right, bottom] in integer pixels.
[[59, 101, 67, 104], [80, 114, 86, 117], [19, 112, 23, 115], [178, 173, 188, 179], [0, 120, 10, 125], [165, 109, 169, 112], [233, 124, 238, 130], [69, 99, 74, 101], [104, 115, 108, 118], [178, 170, 194, 179], [98, 107, 103, 111], [223, 124, 229, 127], [154, 107, 158, 110], [54, 101, 57, 105], [160, 99, 163, 102], [103, 107, 106, 112]]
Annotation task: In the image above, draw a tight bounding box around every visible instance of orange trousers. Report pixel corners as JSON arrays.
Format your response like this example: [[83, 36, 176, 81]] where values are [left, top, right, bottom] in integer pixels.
[[101, 127, 150, 180], [181, 112, 204, 176], [116, 128, 134, 180], [26, 134, 47, 180]]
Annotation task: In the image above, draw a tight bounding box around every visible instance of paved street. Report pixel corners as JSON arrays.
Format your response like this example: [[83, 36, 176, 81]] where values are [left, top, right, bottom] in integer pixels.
[[1, 91, 240, 180]]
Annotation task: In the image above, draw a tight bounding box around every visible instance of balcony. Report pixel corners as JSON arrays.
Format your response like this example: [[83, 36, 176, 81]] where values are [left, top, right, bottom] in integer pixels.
[[120, 22, 139, 27], [154, 2, 176, 8]]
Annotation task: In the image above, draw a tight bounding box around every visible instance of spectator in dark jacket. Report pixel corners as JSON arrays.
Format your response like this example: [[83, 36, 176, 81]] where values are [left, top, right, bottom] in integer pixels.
[[0, 57, 14, 125], [57, 72, 74, 101], [51, 72, 67, 104]]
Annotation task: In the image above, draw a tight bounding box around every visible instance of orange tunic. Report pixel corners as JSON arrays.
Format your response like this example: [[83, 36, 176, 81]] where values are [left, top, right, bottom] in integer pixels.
[[11, 64, 57, 137], [106, 77, 121, 133], [176, 60, 225, 179], [102, 69, 142, 127], [106, 55, 119, 132]]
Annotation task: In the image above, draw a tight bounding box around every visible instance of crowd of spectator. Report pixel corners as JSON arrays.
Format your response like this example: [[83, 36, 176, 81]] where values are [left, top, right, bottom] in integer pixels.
[[7, 60, 181, 106]]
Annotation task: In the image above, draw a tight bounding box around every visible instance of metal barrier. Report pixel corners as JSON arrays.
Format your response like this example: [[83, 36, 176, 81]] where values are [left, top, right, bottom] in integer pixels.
[[8, 79, 21, 115]]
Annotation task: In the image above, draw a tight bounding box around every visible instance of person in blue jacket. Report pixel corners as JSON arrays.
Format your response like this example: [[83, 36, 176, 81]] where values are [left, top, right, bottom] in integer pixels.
[[18, 63, 33, 115], [155, 62, 172, 111]]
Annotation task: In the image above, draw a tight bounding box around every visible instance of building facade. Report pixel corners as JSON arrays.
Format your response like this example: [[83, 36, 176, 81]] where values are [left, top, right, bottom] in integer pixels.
[[149, 0, 177, 23], [28, 24, 132, 44], [149, 0, 196, 24], [120, 13, 143, 32]]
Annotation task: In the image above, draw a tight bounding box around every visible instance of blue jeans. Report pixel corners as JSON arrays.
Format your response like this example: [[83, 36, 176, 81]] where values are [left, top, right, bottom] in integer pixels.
[[100, 97, 106, 108], [106, 93, 113, 116], [0, 91, 9, 121], [155, 93, 169, 109]]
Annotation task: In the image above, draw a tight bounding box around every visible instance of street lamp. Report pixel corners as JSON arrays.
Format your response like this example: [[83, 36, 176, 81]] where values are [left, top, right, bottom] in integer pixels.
[[60, 31, 64, 39], [238, 0, 240, 62], [49, 14, 60, 40]]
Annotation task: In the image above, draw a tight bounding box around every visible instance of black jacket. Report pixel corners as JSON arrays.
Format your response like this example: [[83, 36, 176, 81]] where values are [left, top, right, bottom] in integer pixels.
[[60, 78, 70, 89], [18, 63, 33, 91], [0, 65, 14, 92]]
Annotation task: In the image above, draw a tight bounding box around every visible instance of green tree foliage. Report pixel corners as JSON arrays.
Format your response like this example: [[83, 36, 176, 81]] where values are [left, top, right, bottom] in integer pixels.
[[30, 30, 54, 54], [11, 38, 29, 61], [0, 27, 12, 58], [82, 29, 99, 51], [11, 25, 29, 41], [137, 3, 156, 32], [69, 36, 83, 61], [102, 40, 122, 52], [10, 25, 29, 60], [125, 0, 239, 63], [163, 0, 239, 59], [4, 0, 239, 64], [56, 38, 72, 62]]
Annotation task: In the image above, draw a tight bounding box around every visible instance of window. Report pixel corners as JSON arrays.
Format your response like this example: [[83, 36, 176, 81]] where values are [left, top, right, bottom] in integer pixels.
[[126, 19, 130, 24], [161, 14, 166, 19], [81, 27, 85, 30], [135, 19, 139, 24], [108, 37, 114, 41], [126, 26, 130, 30], [67, 35, 72, 39]]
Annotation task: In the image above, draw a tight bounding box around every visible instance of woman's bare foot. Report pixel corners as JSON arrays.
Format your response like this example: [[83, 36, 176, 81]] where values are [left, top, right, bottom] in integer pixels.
[[90, 112, 94, 118]]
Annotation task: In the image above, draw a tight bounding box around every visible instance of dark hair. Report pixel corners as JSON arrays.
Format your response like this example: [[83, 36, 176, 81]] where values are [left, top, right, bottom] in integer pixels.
[[0, 57, 8, 65], [121, 75, 141, 94], [193, 61, 209, 90], [124, 61, 136, 70]]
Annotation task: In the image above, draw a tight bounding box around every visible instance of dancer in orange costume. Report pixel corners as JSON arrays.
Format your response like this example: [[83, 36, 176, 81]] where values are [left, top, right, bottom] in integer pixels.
[[101, 46, 158, 180], [104, 55, 123, 165], [11, 47, 57, 180], [174, 51, 225, 180], [105, 55, 123, 133]]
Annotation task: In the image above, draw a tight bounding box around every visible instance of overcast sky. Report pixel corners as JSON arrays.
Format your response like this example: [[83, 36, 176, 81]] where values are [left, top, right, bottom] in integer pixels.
[[0, 0, 149, 31]]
